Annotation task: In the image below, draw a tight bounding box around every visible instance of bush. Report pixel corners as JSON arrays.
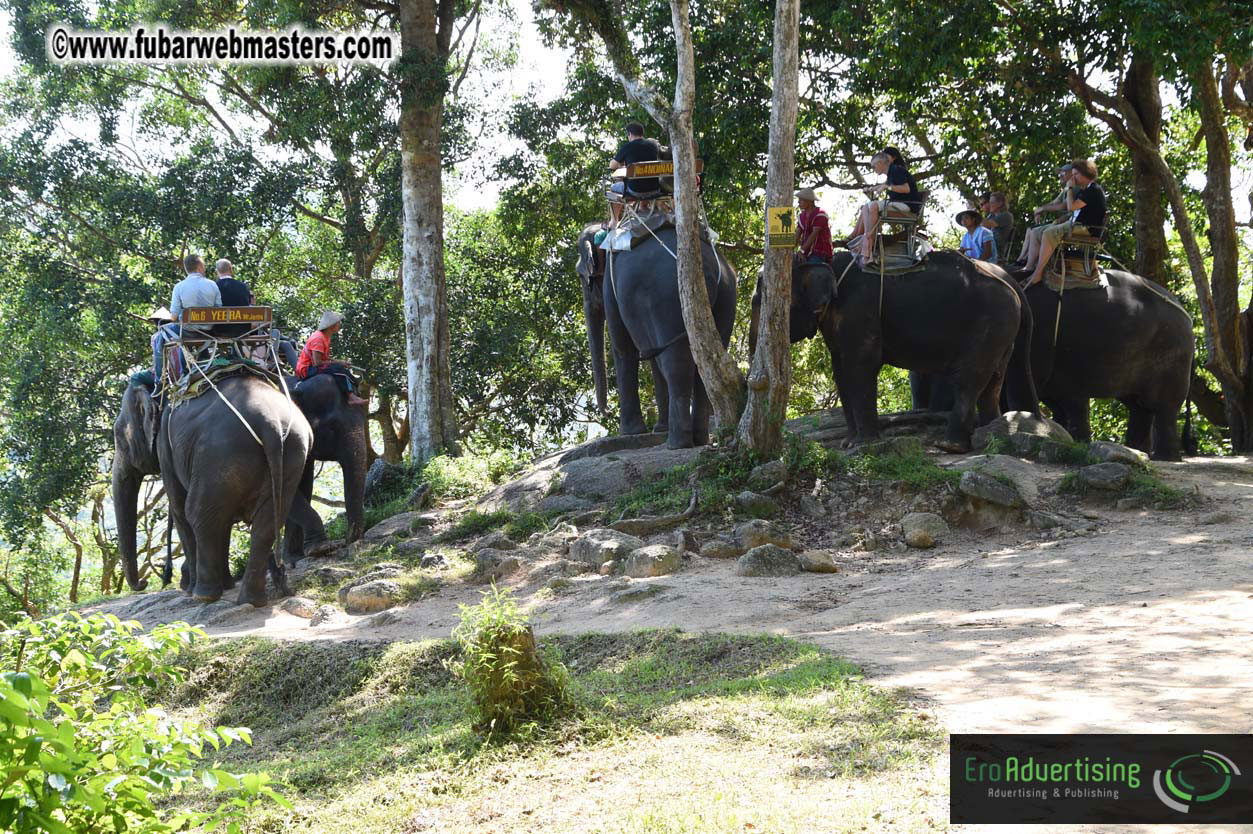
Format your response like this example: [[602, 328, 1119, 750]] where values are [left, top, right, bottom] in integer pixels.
[[842, 439, 961, 491], [448, 587, 570, 738], [0, 613, 286, 833]]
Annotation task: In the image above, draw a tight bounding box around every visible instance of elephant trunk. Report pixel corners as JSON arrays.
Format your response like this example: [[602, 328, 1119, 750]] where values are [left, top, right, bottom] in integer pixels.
[[587, 298, 609, 417], [341, 421, 369, 542], [111, 459, 148, 592]]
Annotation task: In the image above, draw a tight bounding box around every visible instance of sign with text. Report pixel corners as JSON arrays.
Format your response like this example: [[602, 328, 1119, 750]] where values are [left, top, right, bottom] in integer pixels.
[[951, 734, 1253, 824], [181, 306, 272, 325], [766, 206, 795, 249]]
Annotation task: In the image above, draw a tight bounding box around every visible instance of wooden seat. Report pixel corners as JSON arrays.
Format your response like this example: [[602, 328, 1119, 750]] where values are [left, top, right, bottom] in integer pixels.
[[617, 159, 704, 198], [1050, 226, 1106, 278], [163, 306, 275, 389], [875, 190, 928, 260]]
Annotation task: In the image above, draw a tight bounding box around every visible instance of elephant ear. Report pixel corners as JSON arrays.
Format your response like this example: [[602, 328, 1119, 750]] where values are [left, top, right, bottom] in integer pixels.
[[800, 263, 836, 316], [576, 233, 597, 284]]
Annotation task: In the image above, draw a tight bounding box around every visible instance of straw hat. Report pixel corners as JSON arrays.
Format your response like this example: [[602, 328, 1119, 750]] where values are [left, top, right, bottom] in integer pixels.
[[318, 311, 343, 330], [955, 209, 982, 225], [795, 187, 818, 202], [147, 306, 175, 323]]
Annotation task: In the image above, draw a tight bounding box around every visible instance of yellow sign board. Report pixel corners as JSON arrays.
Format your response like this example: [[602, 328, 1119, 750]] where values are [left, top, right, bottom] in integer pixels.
[[766, 206, 796, 249], [182, 306, 272, 324]]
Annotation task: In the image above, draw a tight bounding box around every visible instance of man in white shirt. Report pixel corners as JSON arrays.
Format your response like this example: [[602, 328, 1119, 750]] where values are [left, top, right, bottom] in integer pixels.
[[152, 254, 222, 396]]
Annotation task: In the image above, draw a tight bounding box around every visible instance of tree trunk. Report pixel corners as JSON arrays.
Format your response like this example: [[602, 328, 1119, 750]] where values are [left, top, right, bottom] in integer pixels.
[[666, 0, 745, 434], [399, 0, 460, 464], [1194, 63, 1253, 450], [377, 393, 406, 463], [1122, 54, 1170, 288], [737, 0, 799, 455]]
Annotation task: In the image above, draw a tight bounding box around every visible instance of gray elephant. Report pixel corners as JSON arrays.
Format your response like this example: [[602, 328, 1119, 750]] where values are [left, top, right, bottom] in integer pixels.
[[282, 372, 369, 562], [602, 226, 737, 448], [112, 377, 326, 595], [153, 374, 313, 605], [754, 252, 1038, 452], [576, 222, 669, 429]]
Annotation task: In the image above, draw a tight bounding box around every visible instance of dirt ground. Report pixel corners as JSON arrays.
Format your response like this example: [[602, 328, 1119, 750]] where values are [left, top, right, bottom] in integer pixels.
[[90, 454, 1253, 833]]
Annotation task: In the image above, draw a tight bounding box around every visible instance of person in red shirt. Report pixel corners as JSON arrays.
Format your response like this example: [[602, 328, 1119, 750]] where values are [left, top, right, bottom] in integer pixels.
[[794, 188, 833, 265], [296, 311, 367, 406]]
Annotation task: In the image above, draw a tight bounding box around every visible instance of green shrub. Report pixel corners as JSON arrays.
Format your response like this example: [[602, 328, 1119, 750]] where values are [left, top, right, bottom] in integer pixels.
[[436, 509, 514, 542], [613, 447, 758, 519], [0, 613, 286, 833], [504, 511, 549, 541], [844, 440, 961, 491], [448, 587, 570, 738], [422, 450, 526, 499]]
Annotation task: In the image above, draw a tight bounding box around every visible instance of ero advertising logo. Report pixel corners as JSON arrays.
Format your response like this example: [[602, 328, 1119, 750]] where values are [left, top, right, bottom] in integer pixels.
[[950, 735, 1253, 824]]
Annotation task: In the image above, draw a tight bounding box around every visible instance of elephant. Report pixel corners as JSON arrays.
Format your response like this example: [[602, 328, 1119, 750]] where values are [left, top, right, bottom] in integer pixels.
[[1007, 267, 1194, 460], [281, 372, 369, 562], [112, 376, 326, 595], [156, 374, 314, 605], [601, 225, 737, 448], [575, 222, 669, 428], [754, 251, 1038, 452]]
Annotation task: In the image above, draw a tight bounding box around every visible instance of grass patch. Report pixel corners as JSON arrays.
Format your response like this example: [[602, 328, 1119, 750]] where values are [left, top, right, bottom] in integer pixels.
[[167, 629, 943, 833], [842, 439, 961, 491], [1058, 467, 1190, 508], [613, 447, 758, 519], [436, 509, 513, 542]]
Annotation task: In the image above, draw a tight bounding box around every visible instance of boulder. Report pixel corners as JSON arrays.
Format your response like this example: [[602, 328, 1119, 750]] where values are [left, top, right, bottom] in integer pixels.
[[471, 530, 517, 553], [610, 583, 672, 604], [733, 519, 795, 551], [538, 494, 594, 514], [748, 459, 788, 490], [798, 550, 839, 573], [599, 560, 619, 576], [344, 579, 402, 614], [671, 528, 697, 554], [735, 544, 803, 577], [364, 458, 411, 503], [736, 490, 779, 518], [407, 483, 433, 510], [336, 565, 402, 605], [901, 512, 948, 549], [699, 537, 743, 559], [952, 455, 1042, 505], [568, 528, 645, 567], [1088, 441, 1149, 468], [311, 565, 354, 585], [1027, 510, 1065, 530], [1078, 462, 1133, 491], [304, 539, 343, 559], [624, 544, 682, 578], [799, 493, 827, 518], [363, 511, 433, 542], [1037, 439, 1085, 464], [972, 411, 1074, 451], [958, 470, 1025, 508], [278, 596, 318, 618], [419, 553, 446, 570], [309, 604, 341, 627], [365, 610, 403, 627]]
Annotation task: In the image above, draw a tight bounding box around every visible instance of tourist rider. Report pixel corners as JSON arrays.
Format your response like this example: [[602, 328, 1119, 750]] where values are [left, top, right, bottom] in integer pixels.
[[1009, 163, 1073, 270], [608, 121, 663, 223], [1024, 159, 1106, 287], [957, 209, 996, 262], [979, 192, 1014, 263], [214, 258, 253, 306], [846, 147, 922, 263], [794, 187, 833, 265], [152, 254, 221, 396], [296, 311, 368, 406]]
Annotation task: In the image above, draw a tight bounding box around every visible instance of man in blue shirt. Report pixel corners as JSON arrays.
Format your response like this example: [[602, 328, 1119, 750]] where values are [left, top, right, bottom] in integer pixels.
[[152, 254, 221, 395]]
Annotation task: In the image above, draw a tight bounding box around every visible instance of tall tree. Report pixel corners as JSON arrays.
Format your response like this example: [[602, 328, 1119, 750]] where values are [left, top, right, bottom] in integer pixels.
[[737, 0, 798, 454]]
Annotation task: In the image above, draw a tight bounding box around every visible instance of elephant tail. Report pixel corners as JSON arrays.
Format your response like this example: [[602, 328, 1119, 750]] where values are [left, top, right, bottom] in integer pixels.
[[1006, 286, 1040, 414], [161, 520, 173, 587], [263, 416, 290, 591], [1182, 358, 1198, 456]]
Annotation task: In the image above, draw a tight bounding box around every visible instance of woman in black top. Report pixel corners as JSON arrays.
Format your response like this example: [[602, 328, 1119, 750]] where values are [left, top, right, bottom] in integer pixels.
[[847, 148, 922, 262]]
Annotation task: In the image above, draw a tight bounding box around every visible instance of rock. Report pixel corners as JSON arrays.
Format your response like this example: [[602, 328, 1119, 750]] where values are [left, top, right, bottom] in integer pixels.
[[1008, 432, 1043, 458], [309, 604, 340, 627], [471, 531, 517, 553], [799, 493, 827, 518], [363, 511, 433, 542], [671, 528, 697, 553], [546, 576, 573, 592], [1201, 510, 1235, 525], [471, 548, 510, 576], [490, 556, 523, 580], [952, 455, 1042, 505], [735, 544, 802, 577], [748, 459, 788, 489], [278, 596, 318, 618], [736, 490, 779, 518], [391, 539, 427, 561], [624, 544, 682, 578], [972, 411, 1074, 451], [599, 560, 618, 576], [699, 537, 743, 559], [610, 583, 672, 604], [304, 539, 343, 559], [1089, 441, 1149, 468], [1116, 497, 1147, 511], [1078, 462, 1132, 491], [901, 512, 948, 549], [733, 519, 795, 551], [567, 528, 645, 567], [364, 458, 412, 504], [569, 510, 604, 527], [192, 599, 239, 624], [1027, 510, 1064, 530], [311, 565, 354, 585], [419, 553, 446, 570], [365, 610, 403, 627], [1037, 439, 1084, 464], [852, 436, 923, 458], [798, 550, 839, 573], [336, 565, 402, 605], [343, 579, 402, 614], [407, 482, 432, 510], [538, 494, 594, 514], [958, 470, 1025, 508]]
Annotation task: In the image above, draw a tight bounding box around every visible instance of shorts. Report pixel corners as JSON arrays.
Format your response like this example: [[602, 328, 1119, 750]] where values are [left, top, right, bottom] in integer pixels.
[[1041, 221, 1089, 246], [876, 199, 913, 216]]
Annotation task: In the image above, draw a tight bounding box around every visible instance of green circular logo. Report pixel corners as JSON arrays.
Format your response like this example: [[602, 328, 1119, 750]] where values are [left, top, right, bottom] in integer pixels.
[[1154, 751, 1240, 813]]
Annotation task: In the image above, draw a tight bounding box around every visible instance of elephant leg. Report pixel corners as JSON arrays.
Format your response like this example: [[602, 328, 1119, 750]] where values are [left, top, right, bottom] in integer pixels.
[[284, 463, 323, 566], [1061, 397, 1091, 443], [938, 369, 981, 453], [692, 374, 711, 447], [614, 350, 646, 435], [165, 478, 196, 594], [1150, 403, 1183, 461], [909, 371, 932, 411], [658, 348, 695, 449], [976, 367, 1006, 427], [1125, 401, 1152, 453], [239, 511, 279, 607], [650, 358, 670, 433], [189, 517, 229, 603], [837, 336, 881, 448]]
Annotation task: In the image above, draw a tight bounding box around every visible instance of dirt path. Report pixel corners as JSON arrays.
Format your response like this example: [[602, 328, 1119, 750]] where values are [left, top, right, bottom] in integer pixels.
[[89, 455, 1253, 833]]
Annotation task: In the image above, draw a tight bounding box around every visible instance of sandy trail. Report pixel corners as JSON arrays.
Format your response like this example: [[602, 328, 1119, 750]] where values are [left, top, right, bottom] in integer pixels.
[[90, 456, 1253, 833]]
